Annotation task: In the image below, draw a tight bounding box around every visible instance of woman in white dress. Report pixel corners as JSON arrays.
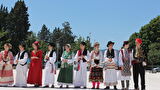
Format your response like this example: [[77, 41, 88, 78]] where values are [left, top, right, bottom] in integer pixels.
[[104, 41, 119, 90], [43, 43, 56, 88], [74, 42, 90, 88], [14, 43, 28, 87], [118, 41, 132, 90]]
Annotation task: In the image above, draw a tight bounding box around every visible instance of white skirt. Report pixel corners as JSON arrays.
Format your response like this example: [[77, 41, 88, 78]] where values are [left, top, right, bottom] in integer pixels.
[[117, 70, 131, 81], [104, 69, 118, 86]]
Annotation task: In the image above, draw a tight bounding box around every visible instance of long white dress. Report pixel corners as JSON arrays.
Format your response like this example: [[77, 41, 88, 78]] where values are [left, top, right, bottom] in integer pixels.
[[104, 49, 119, 86], [74, 50, 90, 87], [44, 50, 56, 86], [14, 51, 28, 87], [118, 49, 132, 81]]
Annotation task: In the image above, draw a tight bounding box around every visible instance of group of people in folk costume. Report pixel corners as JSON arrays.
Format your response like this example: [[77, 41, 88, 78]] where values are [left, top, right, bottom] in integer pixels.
[[0, 38, 146, 90]]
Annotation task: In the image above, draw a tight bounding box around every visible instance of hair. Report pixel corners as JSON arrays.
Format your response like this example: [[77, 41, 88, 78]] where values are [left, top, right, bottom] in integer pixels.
[[65, 44, 71, 49], [123, 41, 129, 47], [94, 42, 100, 47], [80, 42, 86, 46], [19, 43, 26, 49], [48, 43, 56, 48], [4, 43, 12, 49]]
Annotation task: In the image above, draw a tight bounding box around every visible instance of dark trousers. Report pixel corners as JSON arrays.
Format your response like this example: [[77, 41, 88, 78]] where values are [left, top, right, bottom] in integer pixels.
[[133, 63, 145, 89]]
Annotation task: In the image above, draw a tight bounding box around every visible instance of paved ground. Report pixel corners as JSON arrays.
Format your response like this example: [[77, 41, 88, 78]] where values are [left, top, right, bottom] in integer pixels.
[[0, 70, 160, 90]]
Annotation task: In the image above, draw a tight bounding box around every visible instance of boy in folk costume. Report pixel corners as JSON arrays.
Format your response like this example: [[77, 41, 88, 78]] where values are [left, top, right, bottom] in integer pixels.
[[57, 44, 74, 88], [104, 41, 119, 90], [43, 43, 56, 88], [132, 38, 146, 90], [118, 41, 132, 90], [89, 42, 103, 89], [74, 42, 90, 88], [0, 43, 14, 86], [14, 43, 28, 87]]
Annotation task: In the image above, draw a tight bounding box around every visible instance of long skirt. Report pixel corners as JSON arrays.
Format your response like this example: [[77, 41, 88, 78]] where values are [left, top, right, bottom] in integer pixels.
[[57, 63, 73, 85], [0, 63, 14, 86], [89, 66, 103, 82], [104, 69, 118, 86], [15, 64, 28, 86], [74, 62, 87, 87], [44, 62, 56, 85]]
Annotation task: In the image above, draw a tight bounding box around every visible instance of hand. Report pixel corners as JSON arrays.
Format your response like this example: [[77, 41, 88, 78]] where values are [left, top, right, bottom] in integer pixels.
[[45, 56, 49, 60], [108, 58, 112, 62], [121, 66, 124, 70], [16, 60, 19, 63]]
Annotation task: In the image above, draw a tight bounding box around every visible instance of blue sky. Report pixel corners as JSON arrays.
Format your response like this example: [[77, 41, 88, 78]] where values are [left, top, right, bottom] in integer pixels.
[[1, 0, 160, 49]]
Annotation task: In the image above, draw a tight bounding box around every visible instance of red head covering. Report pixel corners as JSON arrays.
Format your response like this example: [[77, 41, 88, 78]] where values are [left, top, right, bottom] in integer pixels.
[[33, 41, 40, 47], [135, 38, 142, 44]]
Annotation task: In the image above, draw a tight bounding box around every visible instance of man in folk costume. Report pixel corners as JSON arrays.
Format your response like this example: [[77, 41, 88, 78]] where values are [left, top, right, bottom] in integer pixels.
[[0, 43, 14, 86], [57, 44, 74, 88], [14, 43, 28, 87], [104, 41, 119, 90], [118, 41, 132, 90], [74, 42, 90, 88], [132, 38, 146, 90], [89, 42, 103, 89], [43, 43, 56, 88]]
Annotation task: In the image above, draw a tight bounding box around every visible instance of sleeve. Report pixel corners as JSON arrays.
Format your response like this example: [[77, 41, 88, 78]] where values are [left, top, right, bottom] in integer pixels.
[[118, 50, 124, 66], [0, 52, 3, 62], [49, 52, 56, 64], [113, 50, 118, 65], [104, 50, 109, 61], [18, 52, 28, 64], [130, 50, 134, 65], [74, 51, 79, 62], [9, 52, 14, 64], [14, 53, 18, 64], [99, 51, 103, 63], [67, 53, 75, 64], [83, 51, 90, 61], [38, 50, 43, 61]]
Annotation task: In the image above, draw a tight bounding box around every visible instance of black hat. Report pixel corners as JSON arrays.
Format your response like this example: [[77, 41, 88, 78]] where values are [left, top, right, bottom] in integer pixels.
[[48, 43, 56, 47], [107, 41, 115, 47], [80, 42, 86, 46]]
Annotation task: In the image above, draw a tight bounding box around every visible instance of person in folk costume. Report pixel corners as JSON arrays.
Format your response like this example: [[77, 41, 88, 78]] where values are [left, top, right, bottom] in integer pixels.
[[0, 43, 14, 86], [57, 44, 74, 88], [104, 41, 119, 90], [14, 43, 29, 87], [118, 41, 133, 90], [89, 42, 103, 89], [74, 42, 90, 88], [27, 41, 43, 87], [43, 43, 56, 88], [132, 38, 146, 90]]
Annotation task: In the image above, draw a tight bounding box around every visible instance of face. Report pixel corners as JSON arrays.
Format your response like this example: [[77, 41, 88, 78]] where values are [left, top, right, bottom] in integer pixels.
[[48, 45, 53, 51], [135, 42, 141, 47], [108, 44, 113, 49], [19, 45, 24, 51], [65, 46, 70, 52], [94, 45, 100, 50], [32, 43, 38, 50], [80, 44, 85, 50], [124, 44, 130, 49], [4, 44, 9, 51]]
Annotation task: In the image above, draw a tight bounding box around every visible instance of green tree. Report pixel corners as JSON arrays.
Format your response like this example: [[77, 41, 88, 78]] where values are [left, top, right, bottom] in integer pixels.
[[37, 24, 51, 42], [6, 0, 30, 54]]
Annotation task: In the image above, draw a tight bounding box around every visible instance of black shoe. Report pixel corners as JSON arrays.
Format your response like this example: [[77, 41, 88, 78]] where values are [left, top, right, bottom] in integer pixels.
[[60, 85, 63, 88], [66, 85, 69, 88], [51, 85, 54, 88], [43, 85, 49, 88], [92, 87, 95, 89], [96, 87, 99, 89], [34, 85, 40, 87], [105, 86, 110, 89], [114, 86, 117, 90], [74, 86, 80, 88], [83, 86, 87, 89]]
